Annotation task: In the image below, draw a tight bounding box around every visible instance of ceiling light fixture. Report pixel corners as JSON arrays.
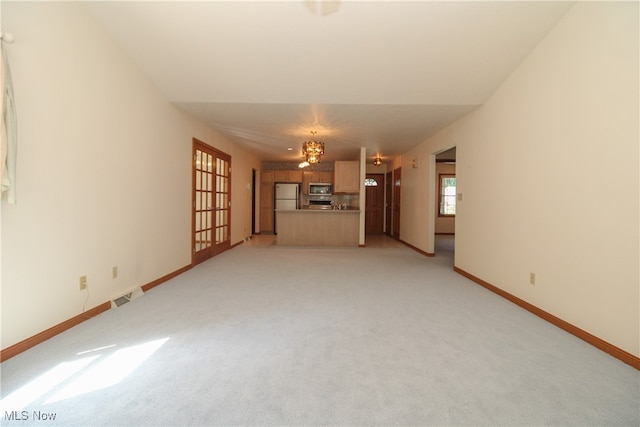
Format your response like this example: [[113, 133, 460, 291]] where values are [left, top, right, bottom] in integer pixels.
[[302, 131, 324, 165], [373, 156, 382, 166]]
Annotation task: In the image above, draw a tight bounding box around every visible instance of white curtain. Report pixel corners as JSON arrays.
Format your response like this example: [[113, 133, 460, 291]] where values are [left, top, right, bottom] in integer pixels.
[[1, 41, 17, 204]]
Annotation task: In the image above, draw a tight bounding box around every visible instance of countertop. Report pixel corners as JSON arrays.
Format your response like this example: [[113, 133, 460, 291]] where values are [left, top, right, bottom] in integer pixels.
[[276, 208, 360, 213]]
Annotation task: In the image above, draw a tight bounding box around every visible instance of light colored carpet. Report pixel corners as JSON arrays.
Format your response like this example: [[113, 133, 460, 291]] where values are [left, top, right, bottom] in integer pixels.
[[1, 237, 638, 426]]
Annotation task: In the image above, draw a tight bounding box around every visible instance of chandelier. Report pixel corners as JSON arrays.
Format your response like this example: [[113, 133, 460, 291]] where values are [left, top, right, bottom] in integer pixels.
[[302, 131, 324, 165], [373, 156, 382, 166]]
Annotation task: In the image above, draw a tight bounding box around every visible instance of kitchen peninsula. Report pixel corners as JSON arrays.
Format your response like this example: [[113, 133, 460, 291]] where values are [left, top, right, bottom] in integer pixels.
[[276, 208, 359, 247]]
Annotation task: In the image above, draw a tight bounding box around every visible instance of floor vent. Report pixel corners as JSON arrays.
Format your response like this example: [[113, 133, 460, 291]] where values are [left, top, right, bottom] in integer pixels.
[[111, 287, 143, 308]]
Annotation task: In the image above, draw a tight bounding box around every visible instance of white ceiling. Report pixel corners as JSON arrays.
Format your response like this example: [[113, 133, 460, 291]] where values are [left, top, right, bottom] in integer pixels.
[[84, 1, 574, 163]]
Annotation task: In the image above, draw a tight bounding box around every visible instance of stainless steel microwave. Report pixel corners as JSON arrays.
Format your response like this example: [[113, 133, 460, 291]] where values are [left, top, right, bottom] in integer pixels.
[[309, 183, 332, 195]]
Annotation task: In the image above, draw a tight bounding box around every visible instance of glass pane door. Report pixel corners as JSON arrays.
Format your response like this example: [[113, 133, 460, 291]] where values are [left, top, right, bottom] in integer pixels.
[[193, 140, 231, 265], [193, 147, 214, 264], [214, 154, 231, 255]]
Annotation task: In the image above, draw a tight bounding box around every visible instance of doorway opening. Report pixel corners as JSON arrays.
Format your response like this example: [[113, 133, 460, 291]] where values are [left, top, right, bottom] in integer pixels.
[[434, 147, 456, 263]]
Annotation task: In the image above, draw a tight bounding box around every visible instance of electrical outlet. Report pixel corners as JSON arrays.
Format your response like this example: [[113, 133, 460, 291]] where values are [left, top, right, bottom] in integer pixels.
[[79, 275, 87, 290], [112, 266, 118, 279], [529, 272, 536, 286]]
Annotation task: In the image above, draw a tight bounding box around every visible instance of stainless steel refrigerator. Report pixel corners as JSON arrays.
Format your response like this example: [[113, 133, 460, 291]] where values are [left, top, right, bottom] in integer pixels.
[[274, 183, 299, 233]]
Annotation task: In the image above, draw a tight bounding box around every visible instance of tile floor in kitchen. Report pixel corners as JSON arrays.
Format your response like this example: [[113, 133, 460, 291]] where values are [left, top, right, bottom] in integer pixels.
[[245, 233, 454, 253]]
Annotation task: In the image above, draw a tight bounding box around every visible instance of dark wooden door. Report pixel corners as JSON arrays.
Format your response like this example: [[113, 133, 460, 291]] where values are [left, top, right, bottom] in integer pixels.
[[392, 167, 401, 239], [193, 139, 231, 265], [365, 174, 384, 234]]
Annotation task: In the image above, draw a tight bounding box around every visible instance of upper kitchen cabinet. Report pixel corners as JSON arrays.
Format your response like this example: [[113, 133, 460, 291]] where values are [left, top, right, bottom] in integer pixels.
[[334, 161, 360, 193], [274, 169, 303, 183], [289, 170, 304, 183], [319, 171, 333, 183], [261, 170, 275, 184]]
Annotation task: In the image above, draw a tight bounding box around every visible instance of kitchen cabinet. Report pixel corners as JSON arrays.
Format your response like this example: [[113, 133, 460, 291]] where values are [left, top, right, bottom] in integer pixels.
[[302, 172, 310, 194], [260, 205, 274, 234], [274, 170, 303, 183], [334, 161, 360, 193], [288, 170, 303, 183], [320, 171, 333, 183], [261, 170, 274, 184], [260, 171, 275, 233]]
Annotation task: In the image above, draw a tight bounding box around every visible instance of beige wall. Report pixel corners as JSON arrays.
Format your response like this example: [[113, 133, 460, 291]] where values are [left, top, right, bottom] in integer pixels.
[[0, 2, 260, 349], [399, 2, 639, 356], [2, 2, 637, 359]]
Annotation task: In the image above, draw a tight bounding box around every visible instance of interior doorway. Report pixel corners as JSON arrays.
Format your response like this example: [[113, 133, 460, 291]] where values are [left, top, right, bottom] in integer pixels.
[[434, 147, 456, 262]]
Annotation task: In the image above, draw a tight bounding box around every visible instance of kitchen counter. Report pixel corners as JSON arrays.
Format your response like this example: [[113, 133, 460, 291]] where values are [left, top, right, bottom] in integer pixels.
[[275, 209, 359, 246], [298, 207, 360, 212]]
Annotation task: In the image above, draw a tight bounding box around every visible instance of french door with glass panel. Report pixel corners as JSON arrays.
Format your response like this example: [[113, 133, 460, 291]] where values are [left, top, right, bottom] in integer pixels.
[[193, 139, 231, 265]]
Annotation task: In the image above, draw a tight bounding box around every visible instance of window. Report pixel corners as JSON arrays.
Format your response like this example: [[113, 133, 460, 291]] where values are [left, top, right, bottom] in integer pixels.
[[439, 174, 456, 216], [364, 177, 378, 187]]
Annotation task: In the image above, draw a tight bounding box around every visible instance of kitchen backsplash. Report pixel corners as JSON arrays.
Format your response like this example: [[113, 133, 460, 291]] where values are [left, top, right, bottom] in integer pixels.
[[302, 193, 359, 209]]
